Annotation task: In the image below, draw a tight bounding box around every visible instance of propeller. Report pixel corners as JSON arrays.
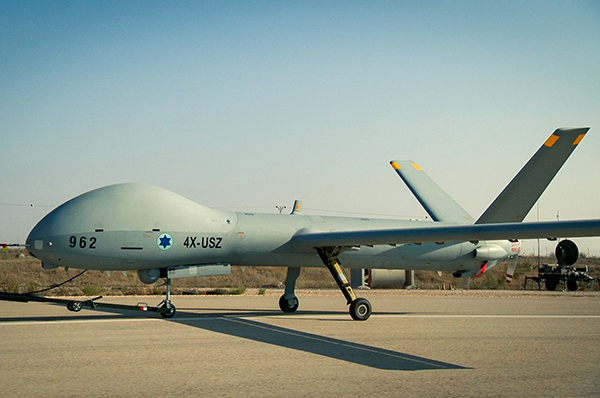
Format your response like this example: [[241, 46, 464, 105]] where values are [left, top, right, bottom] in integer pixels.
[[505, 256, 519, 283]]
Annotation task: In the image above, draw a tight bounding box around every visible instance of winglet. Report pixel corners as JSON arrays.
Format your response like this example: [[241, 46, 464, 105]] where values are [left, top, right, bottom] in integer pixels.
[[476, 127, 590, 224]]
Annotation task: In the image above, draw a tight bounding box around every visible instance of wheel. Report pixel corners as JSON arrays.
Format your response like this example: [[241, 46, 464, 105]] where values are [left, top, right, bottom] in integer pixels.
[[349, 298, 372, 321], [279, 295, 299, 313], [545, 278, 557, 291], [160, 303, 176, 318], [566, 279, 578, 291], [67, 301, 83, 312]]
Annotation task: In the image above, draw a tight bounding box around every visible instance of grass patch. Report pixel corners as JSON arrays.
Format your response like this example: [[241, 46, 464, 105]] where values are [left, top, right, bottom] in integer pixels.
[[81, 283, 104, 296], [26, 281, 41, 293], [6, 281, 19, 293], [228, 286, 246, 295]]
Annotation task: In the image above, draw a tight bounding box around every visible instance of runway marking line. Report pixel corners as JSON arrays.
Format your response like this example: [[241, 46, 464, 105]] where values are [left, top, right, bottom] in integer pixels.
[[1, 313, 599, 326]]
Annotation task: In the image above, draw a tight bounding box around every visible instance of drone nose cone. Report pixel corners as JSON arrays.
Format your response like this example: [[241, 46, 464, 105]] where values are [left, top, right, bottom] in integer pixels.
[[27, 215, 50, 242], [26, 211, 58, 260]]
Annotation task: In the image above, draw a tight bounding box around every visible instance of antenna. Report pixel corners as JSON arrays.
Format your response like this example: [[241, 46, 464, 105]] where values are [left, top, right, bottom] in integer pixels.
[[276, 205, 286, 214]]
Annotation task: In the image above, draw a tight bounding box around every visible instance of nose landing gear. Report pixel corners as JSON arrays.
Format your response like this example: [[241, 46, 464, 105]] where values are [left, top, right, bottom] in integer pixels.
[[157, 273, 176, 318]]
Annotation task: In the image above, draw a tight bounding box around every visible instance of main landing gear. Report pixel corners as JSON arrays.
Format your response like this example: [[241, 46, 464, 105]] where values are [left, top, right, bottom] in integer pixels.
[[317, 247, 372, 321], [279, 266, 301, 313], [279, 247, 372, 321]]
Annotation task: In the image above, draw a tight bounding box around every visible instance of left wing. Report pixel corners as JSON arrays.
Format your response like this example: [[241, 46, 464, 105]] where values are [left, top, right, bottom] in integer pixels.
[[292, 219, 600, 248]]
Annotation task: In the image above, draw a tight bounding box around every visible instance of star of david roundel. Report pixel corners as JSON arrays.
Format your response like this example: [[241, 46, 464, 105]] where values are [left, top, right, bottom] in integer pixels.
[[157, 233, 173, 250]]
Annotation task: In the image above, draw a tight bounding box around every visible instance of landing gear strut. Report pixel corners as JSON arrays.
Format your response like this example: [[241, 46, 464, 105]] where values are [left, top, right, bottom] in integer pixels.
[[316, 246, 372, 321], [279, 266, 301, 313], [157, 272, 176, 318]]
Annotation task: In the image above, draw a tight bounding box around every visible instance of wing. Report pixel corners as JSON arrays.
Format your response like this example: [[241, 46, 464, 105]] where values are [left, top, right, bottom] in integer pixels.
[[292, 219, 600, 248]]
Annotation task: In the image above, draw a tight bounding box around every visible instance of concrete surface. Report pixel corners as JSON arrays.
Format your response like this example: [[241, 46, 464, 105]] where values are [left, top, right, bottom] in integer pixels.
[[1, 290, 599, 397]]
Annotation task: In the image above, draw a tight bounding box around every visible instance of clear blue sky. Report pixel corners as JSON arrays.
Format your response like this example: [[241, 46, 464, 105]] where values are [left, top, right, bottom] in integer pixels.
[[2, 1, 600, 255]]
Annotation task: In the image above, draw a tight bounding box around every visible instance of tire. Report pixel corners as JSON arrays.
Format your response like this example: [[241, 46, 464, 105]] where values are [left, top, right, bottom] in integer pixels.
[[160, 304, 176, 318], [67, 301, 83, 312], [279, 295, 299, 313], [566, 279, 578, 292], [349, 298, 372, 321], [545, 278, 557, 291]]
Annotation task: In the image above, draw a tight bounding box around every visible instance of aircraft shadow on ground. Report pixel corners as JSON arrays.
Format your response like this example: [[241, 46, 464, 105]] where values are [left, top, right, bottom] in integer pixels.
[[170, 310, 468, 371], [1, 304, 467, 371]]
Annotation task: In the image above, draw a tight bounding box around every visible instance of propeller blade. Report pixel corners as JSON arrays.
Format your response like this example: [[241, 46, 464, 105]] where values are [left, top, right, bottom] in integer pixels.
[[505, 258, 518, 283]]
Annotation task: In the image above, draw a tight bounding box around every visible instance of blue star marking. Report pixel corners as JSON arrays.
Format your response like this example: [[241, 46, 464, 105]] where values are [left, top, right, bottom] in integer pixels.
[[157, 233, 173, 250]]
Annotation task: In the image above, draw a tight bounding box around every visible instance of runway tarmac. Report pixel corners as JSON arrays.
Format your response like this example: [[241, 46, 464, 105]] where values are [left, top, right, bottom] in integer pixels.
[[1, 290, 599, 397]]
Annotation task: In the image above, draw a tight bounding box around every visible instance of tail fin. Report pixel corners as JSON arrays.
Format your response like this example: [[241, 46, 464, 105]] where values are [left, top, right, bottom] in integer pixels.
[[476, 127, 589, 224], [390, 160, 473, 223], [291, 200, 303, 215]]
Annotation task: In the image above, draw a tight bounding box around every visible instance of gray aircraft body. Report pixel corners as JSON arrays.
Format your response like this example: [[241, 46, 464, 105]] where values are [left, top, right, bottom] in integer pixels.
[[25, 128, 600, 320]]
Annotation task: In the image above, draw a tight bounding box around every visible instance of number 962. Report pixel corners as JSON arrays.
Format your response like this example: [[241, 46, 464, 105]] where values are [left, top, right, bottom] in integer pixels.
[[69, 236, 97, 249]]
